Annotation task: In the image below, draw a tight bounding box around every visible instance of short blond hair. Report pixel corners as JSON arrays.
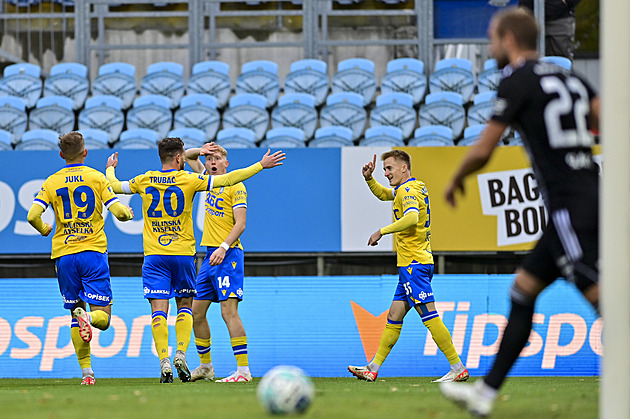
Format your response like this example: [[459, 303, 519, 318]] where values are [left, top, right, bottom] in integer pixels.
[[381, 149, 411, 172], [213, 144, 228, 158], [58, 132, 85, 160]]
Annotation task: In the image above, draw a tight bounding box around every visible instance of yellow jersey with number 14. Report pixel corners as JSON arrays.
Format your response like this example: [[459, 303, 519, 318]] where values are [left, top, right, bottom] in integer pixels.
[[392, 177, 433, 266]]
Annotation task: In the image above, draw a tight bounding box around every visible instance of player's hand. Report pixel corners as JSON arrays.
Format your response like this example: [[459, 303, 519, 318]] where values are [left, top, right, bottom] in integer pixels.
[[200, 142, 217, 156], [368, 230, 382, 246], [209, 247, 226, 266], [444, 178, 465, 208], [260, 149, 286, 169], [42, 223, 53, 237], [126, 205, 134, 220], [106, 152, 118, 169], [362, 154, 376, 181]]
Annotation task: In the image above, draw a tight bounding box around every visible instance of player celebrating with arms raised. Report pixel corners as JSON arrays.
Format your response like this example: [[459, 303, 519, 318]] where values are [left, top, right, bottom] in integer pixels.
[[348, 150, 468, 383], [106, 138, 285, 383]]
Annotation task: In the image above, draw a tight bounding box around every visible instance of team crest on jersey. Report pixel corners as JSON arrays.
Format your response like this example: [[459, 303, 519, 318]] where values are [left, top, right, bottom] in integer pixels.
[[405, 187, 410, 192], [406, 267, 412, 274], [232, 261, 237, 269]]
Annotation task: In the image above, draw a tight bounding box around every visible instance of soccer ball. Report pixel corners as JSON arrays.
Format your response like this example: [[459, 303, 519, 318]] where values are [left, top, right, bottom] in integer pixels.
[[257, 365, 315, 415]]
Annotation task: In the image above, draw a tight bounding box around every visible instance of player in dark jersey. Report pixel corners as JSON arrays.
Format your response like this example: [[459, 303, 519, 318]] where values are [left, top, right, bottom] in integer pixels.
[[440, 7, 600, 417]]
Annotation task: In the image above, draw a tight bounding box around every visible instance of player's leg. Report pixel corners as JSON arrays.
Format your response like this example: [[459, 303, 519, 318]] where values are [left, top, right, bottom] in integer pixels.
[[69, 301, 94, 385], [191, 251, 216, 381], [171, 255, 197, 383], [216, 298, 251, 382], [78, 251, 115, 333]]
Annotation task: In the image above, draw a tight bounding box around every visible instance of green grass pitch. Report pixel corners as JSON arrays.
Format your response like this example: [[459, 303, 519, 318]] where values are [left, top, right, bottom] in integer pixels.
[[0, 377, 598, 418]]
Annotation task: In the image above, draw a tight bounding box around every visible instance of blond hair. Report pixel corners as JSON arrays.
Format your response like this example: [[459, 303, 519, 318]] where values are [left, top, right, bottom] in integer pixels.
[[381, 149, 411, 172], [58, 132, 85, 161]]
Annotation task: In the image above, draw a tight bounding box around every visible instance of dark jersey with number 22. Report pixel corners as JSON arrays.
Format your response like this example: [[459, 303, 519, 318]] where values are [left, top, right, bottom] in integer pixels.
[[491, 60, 599, 227]]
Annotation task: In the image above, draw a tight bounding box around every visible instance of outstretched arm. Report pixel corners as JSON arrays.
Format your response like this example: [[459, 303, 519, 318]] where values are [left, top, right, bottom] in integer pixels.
[[27, 204, 53, 236], [368, 211, 419, 246], [211, 149, 286, 188], [362, 154, 393, 201], [105, 152, 132, 194]]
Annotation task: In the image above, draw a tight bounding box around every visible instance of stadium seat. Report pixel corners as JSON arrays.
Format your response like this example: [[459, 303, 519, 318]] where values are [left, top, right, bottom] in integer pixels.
[[222, 93, 269, 142], [43, 62, 89, 111], [168, 127, 206, 149], [0, 129, 13, 150], [117, 128, 159, 149], [408, 125, 454, 146], [284, 59, 329, 107], [359, 125, 405, 147], [467, 91, 497, 127], [187, 61, 231, 109], [236, 60, 281, 108], [319, 92, 367, 142], [429, 58, 475, 103], [508, 131, 523, 146], [458, 124, 487, 146], [271, 93, 318, 140], [380, 58, 427, 106], [540, 56, 572, 70], [140, 62, 185, 109], [369, 92, 416, 139], [0, 96, 28, 145], [92, 62, 137, 110], [477, 58, 501, 93], [126, 95, 173, 139], [331, 58, 377, 106], [28, 96, 75, 134], [418, 91, 466, 139], [260, 127, 306, 148], [174, 94, 220, 141], [78, 128, 110, 150], [15, 129, 59, 150], [309, 126, 354, 148], [78, 95, 125, 145], [215, 127, 257, 149], [0, 63, 42, 108]]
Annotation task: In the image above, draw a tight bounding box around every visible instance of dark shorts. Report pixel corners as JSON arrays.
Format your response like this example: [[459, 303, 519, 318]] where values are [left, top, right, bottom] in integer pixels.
[[194, 247, 244, 302], [521, 208, 598, 291], [142, 254, 197, 299], [55, 251, 112, 309]]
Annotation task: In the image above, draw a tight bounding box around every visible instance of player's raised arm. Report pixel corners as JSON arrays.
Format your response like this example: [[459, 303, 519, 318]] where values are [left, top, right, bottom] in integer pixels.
[[185, 143, 216, 174], [363, 154, 393, 201], [211, 149, 286, 188], [105, 152, 133, 195]]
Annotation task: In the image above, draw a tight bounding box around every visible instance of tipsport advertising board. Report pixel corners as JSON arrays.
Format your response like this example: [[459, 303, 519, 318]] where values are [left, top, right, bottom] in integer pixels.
[[0, 275, 600, 378]]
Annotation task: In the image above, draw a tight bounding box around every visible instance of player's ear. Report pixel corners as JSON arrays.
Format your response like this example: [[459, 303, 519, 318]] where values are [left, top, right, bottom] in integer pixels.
[[59, 150, 64, 160], [225, 160, 229, 168], [83, 148, 88, 158]]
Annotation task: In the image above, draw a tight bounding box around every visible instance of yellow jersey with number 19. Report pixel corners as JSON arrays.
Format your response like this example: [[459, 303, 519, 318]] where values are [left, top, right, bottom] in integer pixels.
[[32, 163, 121, 259], [392, 178, 433, 266]]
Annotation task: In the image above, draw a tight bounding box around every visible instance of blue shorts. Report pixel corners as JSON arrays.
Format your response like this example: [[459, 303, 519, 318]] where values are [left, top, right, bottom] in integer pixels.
[[55, 251, 112, 309], [142, 255, 197, 299], [194, 247, 244, 302], [393, 263, 435, 307]]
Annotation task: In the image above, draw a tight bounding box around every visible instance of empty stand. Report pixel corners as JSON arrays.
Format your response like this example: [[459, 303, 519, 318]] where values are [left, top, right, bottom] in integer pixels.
[[215, 127, 257, 149], [79, 128, 110, 150], [118, 128, 160, 149], [429, 58, 475, 103], [15, 129, 59, 150], [236, 60, 281, 108], [0, 63, 43, 108], [319, 91, 366, 142], [408, 125, 454, 146], [380, 58, 427, 106], [331, 58, 377, 107], [174, 94, 220, 141], [459, 123, 487, 146], [271, 93, 318, 140], [79, 95, 125, 145], [222, 93, 270, 142], [29, 96, 75, 134], [0, 129, 12, 150], [369, 92, 416, 140], [418, 91, 466, 139], [140, 62, 185, 109], [477, 58, 501, 93], [43, 62, 89, 111], [284, 59, 329, 107], [0, 96, 28, 145], [467, 91, 497, 126], [309, 126, 354, 148], [92, 62, 137, 110], [260, 127, 306, 148], [187, 61, 232, 109], [359, 125, 405, 147], [168, 127, 206, 149], [126, 95, 173, 139]]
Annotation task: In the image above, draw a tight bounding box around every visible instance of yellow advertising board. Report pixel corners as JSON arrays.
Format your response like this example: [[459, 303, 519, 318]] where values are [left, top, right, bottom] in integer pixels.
[[403, 145, 601, 252]]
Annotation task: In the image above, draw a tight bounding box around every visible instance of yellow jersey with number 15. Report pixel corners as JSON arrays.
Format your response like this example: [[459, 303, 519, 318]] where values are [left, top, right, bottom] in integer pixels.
[[392, 178, 433, 266]]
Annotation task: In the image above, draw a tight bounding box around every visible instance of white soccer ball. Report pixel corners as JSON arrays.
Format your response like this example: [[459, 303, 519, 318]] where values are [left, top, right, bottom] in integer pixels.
[[257, 365, 315, 415]]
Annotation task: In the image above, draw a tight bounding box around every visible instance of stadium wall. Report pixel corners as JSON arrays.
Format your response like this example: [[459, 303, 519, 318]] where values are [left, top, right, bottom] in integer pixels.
[[0, 275, 600, 378]]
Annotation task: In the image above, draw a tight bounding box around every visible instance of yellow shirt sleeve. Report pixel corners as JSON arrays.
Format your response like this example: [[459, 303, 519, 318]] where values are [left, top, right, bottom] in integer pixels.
[[27, 204, 50, 235], [366, 177, 394, 201], [109, 201, 133, 221], [380, 211, 419, 235], [106, 166, 124, 194], [211, 162, 263, 188]]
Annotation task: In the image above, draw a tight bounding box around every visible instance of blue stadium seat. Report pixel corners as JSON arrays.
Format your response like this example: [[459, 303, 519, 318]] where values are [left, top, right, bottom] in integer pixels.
[[284, 59, 329, 107], [540, 56, 572, 70], [408, 125, 454, 146], [369, 92, 416, 139], [381, 58, 427, 106], [418, 91, 466, 139], [222, 93, 269, 142], [271, 93, 318, 140], [319, 91, 366, 142], [332, 58, 377, 107], [168, 127, 206, 149], [126, 95, 173, 139], [78, 128, 110, 150], [467, 91, 497, 126], [459, 123, 487, 146], [187, 61, 231, 109], [477, 58, 501, 93], [309, 126, 354, 148], [79, 95, 125, 145], [0, 63, 42, 108], [15, 129, 59, 150], [0, 96, 28, 145], [140, 62, 185, 109], [118, 128, 160, 149], [92, 62, 137, 110], [429, 58, 475, 103], [29, 96, 75, 134], [260, 127, 306, 149], [236, 60, 281, 108], [43, 62, 89, 111], [359, 125, 405, 147], [174, 94, 220, 141], [215, 127, 257, 149], [0, 129, 13, 150]]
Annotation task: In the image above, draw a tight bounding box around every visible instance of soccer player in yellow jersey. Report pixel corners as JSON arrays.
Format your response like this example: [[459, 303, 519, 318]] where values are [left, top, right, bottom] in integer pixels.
[[348, 150, 469, 383], [105, 137, 285, 383], [27, 132, 134, 385], [184, 143, 252, 382]]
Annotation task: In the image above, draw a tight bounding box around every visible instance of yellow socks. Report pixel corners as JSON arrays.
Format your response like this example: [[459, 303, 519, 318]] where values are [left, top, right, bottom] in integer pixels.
[[89, 310, 110, 330], [423, 315, 462, 366], [231, 336, 248, 367], [175, 307, 193, 354], [195, 337, 212, 364], [371, 319, 403, 367], [151, 311, 169, 361], [71, 320, 91, 369]]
